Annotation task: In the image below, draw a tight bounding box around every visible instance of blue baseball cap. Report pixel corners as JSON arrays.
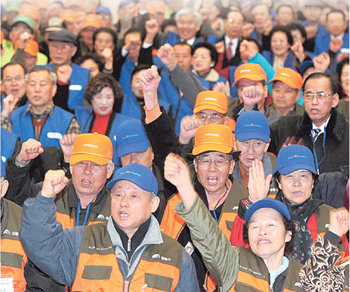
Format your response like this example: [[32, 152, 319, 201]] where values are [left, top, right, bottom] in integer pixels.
[[96, 6, 112, 15], [276, 145, 316, 175], [106, 163, 158, 195], [116, 119, 150, 158], [245, 198, 291, 222], [234, 111, 270, 143]]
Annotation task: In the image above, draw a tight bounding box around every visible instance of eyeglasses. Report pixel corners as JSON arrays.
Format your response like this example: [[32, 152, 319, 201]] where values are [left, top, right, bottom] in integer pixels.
[[196, 112, 224, 122], [49, 43, 73, 53], [196, 155, 231, 169], [303, 91, 331, 102], [74, 161, 105, 172], [3, 76, 24, 84]]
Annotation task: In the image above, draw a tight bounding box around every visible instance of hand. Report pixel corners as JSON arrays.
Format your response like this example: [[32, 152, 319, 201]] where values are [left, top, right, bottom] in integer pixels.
[[329, 38, 343, 53], [101, 48, 113, 61], [240, 39, 258, 60], [313, 52, 330, 73], [328, 207, 349, 237], [157, 44, 177, 71], [1, 94, 19, 117], [18, 32, 32, 49], [139, 65, 161, 109], [281, 136, 303, 149], [336, 52, 349, 64], [214, 41, 225, 54], [212, 82, 227, 95], [242, 23, 255, 37], [179, 115, 203, 144], [248, 159, 272, 203], [41, 170, 69, 198], [56, 64, 72, 83], [241, 85, 264, 107], [291, 40, 305, 61], [60, 133, 77, 163], [164, 153, 192, 190], [16, 139, 44, 164]]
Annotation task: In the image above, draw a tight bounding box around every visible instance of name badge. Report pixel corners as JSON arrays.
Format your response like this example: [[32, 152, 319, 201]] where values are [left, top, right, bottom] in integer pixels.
[[47, 132, 63, 139], [69, 84, 83, 91], [0, 278, 14, 292]]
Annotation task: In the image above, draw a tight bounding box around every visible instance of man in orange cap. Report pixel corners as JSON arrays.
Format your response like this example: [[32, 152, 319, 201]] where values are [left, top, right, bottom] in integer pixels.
[[268, 67, 304, 125], [13, 39, 48, 70], [79, 14, 102, 55]]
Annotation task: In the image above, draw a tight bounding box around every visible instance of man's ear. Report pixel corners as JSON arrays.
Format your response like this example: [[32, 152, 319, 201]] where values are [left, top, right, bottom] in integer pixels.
[[151, 195, 160, 213], [332, 93, 339, 108]]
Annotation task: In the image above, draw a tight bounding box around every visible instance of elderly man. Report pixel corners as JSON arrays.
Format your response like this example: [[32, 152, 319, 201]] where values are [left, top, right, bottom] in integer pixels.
[[20, 163, 199, 290], [1, 66, 80, 149], [269, 72, 349, 174], [46, 29, 90, 112]]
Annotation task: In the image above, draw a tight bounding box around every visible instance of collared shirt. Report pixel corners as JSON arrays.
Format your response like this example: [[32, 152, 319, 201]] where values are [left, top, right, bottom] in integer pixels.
[[224, 36, 239, 58], [331, 33, 345, 40], [311, 115, 331, 141], [182, 37, 195, 46]]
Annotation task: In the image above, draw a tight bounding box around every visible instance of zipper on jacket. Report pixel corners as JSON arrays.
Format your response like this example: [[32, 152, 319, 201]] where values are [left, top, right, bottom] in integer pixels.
[[127, 238, 131, 252]]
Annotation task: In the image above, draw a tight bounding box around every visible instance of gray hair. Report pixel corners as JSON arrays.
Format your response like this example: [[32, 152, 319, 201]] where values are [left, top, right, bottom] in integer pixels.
[[175, 8, 202, 24], [25, 66, 57, 84]]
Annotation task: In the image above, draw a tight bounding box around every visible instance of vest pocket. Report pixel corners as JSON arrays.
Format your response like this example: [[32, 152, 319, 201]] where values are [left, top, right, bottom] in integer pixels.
[[145, 273, 173, 291], [82, 265, 112, 280]]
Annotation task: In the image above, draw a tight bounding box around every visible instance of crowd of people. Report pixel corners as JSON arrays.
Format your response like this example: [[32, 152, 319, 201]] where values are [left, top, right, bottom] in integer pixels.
[[0, 0, 349, 291]]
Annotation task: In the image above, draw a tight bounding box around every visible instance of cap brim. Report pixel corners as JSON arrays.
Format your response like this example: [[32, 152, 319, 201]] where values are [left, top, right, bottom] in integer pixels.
[[187, 150, 241, 161], [232, 75, 265, 87], [278, 163, 317, 175], [269, 77, 299, 90], [117, 140, 149, 158], [106, 175, 157, 194], [235, 132, 270, 143], [245, 199, 290, 222], [70, 153, 110, 166], [193, 104, 227, 114]]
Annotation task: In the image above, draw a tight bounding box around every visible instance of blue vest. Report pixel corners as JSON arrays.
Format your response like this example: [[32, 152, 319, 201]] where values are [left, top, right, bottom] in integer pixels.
[[195, 73, 228, 91], [11, 105, 73, 149], [75, 107, 131, 168], [46, 63, 89, 111], [119, 57, 135, 98], [262, 50, 296, 71], [164, 32, 202, 46], [1, 129, 19, 166]]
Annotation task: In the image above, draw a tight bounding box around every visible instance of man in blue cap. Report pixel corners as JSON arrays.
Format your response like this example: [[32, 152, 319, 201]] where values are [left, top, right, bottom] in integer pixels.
[[20, 163, 200, 290]]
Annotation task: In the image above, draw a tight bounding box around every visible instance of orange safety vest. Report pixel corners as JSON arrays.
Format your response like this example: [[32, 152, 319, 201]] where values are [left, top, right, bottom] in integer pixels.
[[0, 199, 27, 292], [72, 223, 183, 291]]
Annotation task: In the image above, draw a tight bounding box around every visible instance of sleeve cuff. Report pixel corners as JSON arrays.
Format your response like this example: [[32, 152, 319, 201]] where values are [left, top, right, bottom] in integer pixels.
[[145, 102, 162, 124], [324, 230, 341, 246]]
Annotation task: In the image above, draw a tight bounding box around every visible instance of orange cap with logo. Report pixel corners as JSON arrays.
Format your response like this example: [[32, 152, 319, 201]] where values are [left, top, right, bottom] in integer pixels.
[[192, 124, 234, 155], [70, 133, 113, 165], [232, 63, 267, 87], [270, 68, 303, 90], [82, 14, 102, 30], [14, 39, 39, 57], [194, 91, 228, 114]]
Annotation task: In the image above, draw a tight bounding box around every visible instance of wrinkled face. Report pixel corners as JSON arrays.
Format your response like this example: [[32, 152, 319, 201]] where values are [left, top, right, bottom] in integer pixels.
[[224, 11, 244, 39], [272, 81, 299, 112], [120, 146, 154, 169], [340, 64, 349, 95], [174, 44, 192, 71], [194, 152, 234, 194], [252, 4, 270, 29], [81, 27, 96, 47], [326, 12, 347, 36], [111, 180, 159, 238], [195, 109, 227, 125], [26, 70, 57, 114], [235, 139, 269, 170], [94, 32, 115, 55], [2, 64, 26, 99], [124, 32, 142, 62], [176, 13, 200, 41], [303, 6, 322, 22], [290, 29, 305, 45], [303, 76, 339, 127], [80, 58, 100, 77], [9, 23, 32, 44], [70, 160, 114, 199], [192, 47, 213, 76], [248, 208, 291, 262], [131, 69, 146, 99], [276, 6, 294, 26], [49, 41, 77, 65], [271, 31, 290, 57], [91, 87, 114, 116], [279, 169, 314, 205], [99, 13, 113, 28]]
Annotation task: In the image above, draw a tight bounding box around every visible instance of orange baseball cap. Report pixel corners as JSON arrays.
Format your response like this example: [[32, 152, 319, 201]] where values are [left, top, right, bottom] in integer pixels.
[[192, 124, 236, 156], [70, 133, 113, 166], [59, 9, 79, 23], [19, 4, 40, 21], [269, 68, 303, 90], [14, 39, 39, 57], [82, 14, 102, 30], [194, 91, 228, 114], [232, 63, 267, 87], [147, 1, 167, 14]]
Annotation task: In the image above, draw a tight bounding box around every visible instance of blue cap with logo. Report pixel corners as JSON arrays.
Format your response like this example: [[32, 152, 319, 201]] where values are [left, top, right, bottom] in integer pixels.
[[106, 163, 158, 195], [245, 198, 291, 222], [234, 111, 270, 143], [276, 145, 316, 175], [116, 119, 150, 158]]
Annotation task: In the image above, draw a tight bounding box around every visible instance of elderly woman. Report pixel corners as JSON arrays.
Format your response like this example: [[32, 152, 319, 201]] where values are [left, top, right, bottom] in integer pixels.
[[164, 152, 349, 291], [75, 73, 130, 168], [230, 145, 349, 264]]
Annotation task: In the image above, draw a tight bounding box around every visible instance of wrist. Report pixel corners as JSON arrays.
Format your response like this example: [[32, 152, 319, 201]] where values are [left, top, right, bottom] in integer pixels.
[[167, 62, 176, 71], [179, 135, 191, 144]]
